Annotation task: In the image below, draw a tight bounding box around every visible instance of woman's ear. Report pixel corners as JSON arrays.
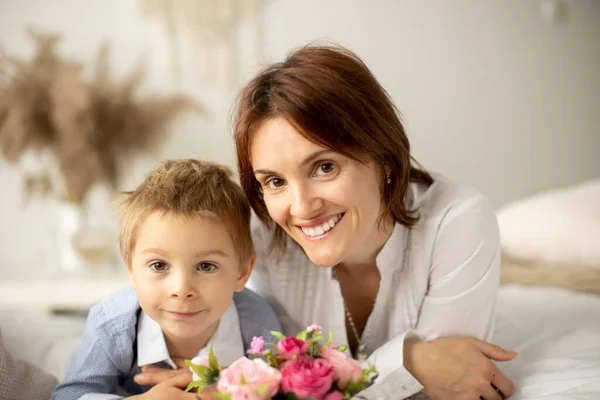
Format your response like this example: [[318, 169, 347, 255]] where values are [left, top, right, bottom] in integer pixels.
[[235, 253, 256, 292], [383, 164, 392, 179]]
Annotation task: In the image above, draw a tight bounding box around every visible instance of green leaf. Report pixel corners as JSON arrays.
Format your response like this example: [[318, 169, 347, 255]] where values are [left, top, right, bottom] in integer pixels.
[[361, 364, 379, 382], [335, 345, 348, 352], [323, 331, 334, 348], [266, 354, 280, 368], [344, 371, 382, 397], [296, 330, 308, 341], [209, 345, 220, 371], [213, 392, 232, 400], [186, 363, 212, 381], [184, 380, 205, 393], [207, 371, 220, 386], [271, 330, 286, 341], [311, 334, 324, 343]]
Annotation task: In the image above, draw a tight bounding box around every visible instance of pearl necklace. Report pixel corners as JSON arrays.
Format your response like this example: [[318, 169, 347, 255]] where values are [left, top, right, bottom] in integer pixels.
[[333, 267, 368, 361], [344, 301, 368, 361]]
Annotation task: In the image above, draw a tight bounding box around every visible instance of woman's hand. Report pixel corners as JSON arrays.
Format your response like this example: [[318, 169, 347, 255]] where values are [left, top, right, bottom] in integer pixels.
[[404, 337, 517, 400]]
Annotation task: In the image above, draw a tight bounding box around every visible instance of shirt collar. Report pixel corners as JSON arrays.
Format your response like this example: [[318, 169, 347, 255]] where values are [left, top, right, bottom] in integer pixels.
[[136, 300, 244, 368]]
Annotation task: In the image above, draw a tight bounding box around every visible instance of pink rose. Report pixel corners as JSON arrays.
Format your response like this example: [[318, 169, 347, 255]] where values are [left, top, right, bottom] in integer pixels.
[[247, 336, 265, 355], [189, 355, 210, 381], [217, 357, 281, 400], [323, 391, 345, 400], [227, 385, 263, 400], [281, 356, 335, 400], [307, 324, 322, 334], [277, 337, 310, 359], [320, 346, 362, 389]]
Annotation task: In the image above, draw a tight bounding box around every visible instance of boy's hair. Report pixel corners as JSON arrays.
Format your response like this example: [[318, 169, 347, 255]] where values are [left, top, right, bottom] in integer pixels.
[[118, 159, 254, 266]]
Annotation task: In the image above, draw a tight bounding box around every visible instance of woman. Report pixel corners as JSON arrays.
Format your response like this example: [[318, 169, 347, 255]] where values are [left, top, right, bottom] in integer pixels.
[[235, 44, 516, 400], [136, 45, 517, 400]]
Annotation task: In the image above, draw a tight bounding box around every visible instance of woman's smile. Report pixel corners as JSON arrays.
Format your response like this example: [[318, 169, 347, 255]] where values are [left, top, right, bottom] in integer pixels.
[[296, 213, 344, 239]]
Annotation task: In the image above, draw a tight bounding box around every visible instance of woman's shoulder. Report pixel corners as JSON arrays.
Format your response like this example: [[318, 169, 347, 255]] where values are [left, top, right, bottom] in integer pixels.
[[410, 173, 496, 224]]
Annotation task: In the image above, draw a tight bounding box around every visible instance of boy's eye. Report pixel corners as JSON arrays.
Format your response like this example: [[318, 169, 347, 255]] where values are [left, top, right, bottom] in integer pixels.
[[315, 162, 336, 176], [150, 262, 168, 272], [198, 263, 217, 272], [266, 178, 285, 189]]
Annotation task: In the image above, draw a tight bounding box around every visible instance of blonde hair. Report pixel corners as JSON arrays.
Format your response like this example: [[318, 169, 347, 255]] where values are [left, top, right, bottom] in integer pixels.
[[118, 159, 254, 266]]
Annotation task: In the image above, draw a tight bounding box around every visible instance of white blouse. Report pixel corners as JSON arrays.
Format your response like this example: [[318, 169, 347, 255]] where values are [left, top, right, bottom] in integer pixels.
[[248, 174, 500, 400]]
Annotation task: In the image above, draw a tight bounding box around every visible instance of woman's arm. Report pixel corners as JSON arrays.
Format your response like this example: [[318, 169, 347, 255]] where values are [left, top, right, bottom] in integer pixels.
[[416, 194, 500, 340], [359, 195, 516, 400]]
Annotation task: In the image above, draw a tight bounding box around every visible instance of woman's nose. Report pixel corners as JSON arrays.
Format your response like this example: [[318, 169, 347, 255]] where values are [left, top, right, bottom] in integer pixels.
[[289, 184, 324, 219]]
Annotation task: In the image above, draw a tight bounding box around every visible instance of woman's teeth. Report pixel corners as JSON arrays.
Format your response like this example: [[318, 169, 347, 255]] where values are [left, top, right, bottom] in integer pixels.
[[301, 214, 342, 237]]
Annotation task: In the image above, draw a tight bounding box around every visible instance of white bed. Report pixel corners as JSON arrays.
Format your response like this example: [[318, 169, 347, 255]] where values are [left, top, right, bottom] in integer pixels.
[[494, 286, 600, 399], [2, 285, 599, 399]]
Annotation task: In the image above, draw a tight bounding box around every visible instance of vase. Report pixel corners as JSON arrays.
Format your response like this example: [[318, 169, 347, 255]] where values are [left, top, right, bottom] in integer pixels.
[[53, 188, 119, 277]]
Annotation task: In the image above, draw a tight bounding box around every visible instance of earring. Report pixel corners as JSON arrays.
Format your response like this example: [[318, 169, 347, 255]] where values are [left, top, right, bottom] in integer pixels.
[[386, 176, 391, 184]]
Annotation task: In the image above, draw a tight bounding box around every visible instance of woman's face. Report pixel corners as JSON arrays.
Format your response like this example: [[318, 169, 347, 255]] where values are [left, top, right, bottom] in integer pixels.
[[250, 116, 393, 268]]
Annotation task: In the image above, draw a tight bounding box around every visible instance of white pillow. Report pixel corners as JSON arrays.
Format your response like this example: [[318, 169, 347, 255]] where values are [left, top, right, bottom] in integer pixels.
[[497, 179, 600, 268]]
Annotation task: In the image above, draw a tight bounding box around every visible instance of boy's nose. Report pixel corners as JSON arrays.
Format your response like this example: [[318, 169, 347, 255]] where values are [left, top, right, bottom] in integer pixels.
[[168, 273, 197, 299]]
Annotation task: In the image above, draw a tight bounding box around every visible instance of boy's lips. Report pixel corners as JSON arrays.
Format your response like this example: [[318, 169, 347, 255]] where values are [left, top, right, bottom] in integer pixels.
[[167, 310, 205, 319]]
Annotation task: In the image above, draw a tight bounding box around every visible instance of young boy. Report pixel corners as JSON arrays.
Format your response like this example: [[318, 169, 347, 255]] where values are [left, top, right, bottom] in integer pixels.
[[53, 159, 281, 399]]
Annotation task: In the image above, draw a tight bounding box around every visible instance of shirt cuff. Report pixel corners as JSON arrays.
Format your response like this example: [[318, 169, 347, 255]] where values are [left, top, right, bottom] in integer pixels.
[[356, 330, 424, 399]]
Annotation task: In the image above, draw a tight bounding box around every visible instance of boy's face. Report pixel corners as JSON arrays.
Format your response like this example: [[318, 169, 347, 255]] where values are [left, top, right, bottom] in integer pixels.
[[128, 211, 253, 345]]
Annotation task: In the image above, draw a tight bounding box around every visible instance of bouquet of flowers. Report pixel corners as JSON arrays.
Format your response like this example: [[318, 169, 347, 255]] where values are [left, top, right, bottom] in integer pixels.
[[185, 325, 378, 400]]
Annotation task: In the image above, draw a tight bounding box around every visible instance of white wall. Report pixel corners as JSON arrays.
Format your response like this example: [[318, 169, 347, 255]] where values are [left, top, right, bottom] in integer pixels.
[[1, 0, 599, 273], [260, 0, 600, 205]]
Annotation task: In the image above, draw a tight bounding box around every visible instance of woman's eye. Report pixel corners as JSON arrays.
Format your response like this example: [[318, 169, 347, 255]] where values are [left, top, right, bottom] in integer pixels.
[[150, 262, 168, 272], [198, 263, 217, 272], [266, 178, 285, 189], [315, 162, 336, 176]]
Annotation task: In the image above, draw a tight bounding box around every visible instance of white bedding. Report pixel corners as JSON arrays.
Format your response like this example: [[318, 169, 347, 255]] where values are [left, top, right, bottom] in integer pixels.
[[1, 286, 599, 399], [494, 286, 600, 399]]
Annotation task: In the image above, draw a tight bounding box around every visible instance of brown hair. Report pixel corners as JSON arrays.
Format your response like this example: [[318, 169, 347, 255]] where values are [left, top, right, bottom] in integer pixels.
[[118, 159, 254, 266], [233, 44, 433, 253]]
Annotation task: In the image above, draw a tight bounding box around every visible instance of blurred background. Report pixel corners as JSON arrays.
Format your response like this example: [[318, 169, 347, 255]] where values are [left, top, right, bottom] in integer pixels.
[[1, 1, 599, 392], [0, 0, 599, 296]]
